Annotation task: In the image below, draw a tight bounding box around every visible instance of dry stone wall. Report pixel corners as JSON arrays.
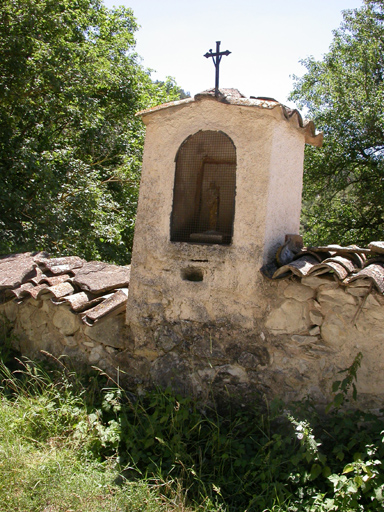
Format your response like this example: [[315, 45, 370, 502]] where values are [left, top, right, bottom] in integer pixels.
[[1, 297, 128, 372], [2, 271, 383, 409]]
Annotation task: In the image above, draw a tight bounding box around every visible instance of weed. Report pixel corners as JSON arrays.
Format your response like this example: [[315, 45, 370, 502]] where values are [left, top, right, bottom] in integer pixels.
[[0, 351, 383, 511]]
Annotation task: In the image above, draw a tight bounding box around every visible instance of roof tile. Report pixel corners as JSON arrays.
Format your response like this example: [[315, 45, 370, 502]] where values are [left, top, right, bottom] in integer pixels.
[[81, 289, 128, 326], [262, 241, 384, 294], [0, 252, 130, 326], [72, 262, 130, 293], [0, 252, 49, 290]]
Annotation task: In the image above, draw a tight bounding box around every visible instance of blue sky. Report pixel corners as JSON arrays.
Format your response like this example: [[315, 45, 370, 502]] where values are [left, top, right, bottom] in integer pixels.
[[103, 0, 363, 107]]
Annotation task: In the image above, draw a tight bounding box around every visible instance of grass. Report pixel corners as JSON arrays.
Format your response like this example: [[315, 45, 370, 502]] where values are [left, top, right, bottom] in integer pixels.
[[0, 341, 383, 512], [0, 357, 194, 512], [0, 437, 168, 512]]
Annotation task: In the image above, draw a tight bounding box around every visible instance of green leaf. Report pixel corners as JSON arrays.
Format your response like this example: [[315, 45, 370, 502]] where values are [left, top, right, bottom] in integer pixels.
[[343, 463, 355, 474], [144, 438, 154, 448], [310, 463, 323, 480], [334, 393, 344, 408], [374, 485, 384, 502], [322, 466, 332, 478], [353, 452, 362, 462], [354, 475, 363, 487], [346, 481, 358, 494]]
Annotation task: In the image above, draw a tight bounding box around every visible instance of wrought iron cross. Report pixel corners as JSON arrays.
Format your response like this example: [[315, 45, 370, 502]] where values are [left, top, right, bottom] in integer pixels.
[[204, 41, 231, 97]]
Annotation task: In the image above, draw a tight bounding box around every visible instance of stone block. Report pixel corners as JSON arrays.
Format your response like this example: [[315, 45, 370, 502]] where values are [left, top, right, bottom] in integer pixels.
[[63, 336, 78, 348], [82, 341, 95, 348], [318, 281, 340, 291], [84, 314, 126, 349], [39, 329, 66, 353], [291, 335, 317, 345], [89, 346, 102, 364], [28, 298, 41, 307], [265, 299, 310, 334], [134, 348, 160, 361], [283, 282, 315, 301], [309, 310, 324, 326], [301, 275, 336, 288], [31, 310, 48, 329], [41, 299, 55, 314], [52, 307, 80, 336], [215, 364, 248, 383], [364, 294, 381, 308], [237, 348, 270, 369], [0, 301, 18, 322], [17, 303, 34, 331], [356, 306, 384, 326], [347, 287, 371, 297], [318, 287, 356, 307], [154, 326, 181, 353], [321, 312, 350, 347]]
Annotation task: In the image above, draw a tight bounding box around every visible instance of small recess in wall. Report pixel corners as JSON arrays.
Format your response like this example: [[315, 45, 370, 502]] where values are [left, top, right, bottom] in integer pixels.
[[181, 267, 204, 282]]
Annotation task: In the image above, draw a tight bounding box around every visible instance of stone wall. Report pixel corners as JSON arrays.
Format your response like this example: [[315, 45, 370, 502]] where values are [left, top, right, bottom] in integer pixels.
[[2, 272, 383, 409], [1, 297, 128, 374]]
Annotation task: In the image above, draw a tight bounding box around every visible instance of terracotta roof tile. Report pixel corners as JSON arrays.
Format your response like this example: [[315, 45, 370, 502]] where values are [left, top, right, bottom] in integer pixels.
[[310, 261, 350, 281], [262, 240, 384, 294], [347, 262, 384, 294], [35, 256, 85, 275], [0, 252, 130, 326], [272, 255, 318, 279], [368, 241, 384, 254], [81, 289, 128, 326], [9, 282, 36, 299], [71, 262, 131, 293], [28, 283, 50, 299], [0, 252, 49, 290], [52, 291, 103, 312], [40, 274, 72, 286], [46, 281, 75, 299]]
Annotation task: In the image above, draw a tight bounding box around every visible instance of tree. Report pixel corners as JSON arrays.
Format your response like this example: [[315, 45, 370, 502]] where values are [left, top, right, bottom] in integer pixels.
[[0, 0, 181, 263], [290, 0, 384, 246]]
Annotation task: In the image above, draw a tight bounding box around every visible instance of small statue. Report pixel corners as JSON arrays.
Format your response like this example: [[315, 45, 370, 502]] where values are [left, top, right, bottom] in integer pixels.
[[208, 181, 220, 231]]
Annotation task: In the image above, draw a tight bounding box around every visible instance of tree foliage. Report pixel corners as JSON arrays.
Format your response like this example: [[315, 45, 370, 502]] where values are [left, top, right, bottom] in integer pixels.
[[290, 0, 384, 246], [0, 0, 181, 263]]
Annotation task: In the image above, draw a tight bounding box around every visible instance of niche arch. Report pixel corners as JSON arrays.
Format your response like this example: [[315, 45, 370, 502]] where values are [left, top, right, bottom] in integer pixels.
[[170, 130, 236, 245]]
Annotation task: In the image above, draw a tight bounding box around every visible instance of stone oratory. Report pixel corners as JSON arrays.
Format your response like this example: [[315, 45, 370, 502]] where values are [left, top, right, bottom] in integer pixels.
[[127, 88, 322, 344]]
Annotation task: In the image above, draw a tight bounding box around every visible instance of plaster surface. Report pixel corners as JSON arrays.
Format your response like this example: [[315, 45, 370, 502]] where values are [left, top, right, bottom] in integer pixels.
[[127, 95, 307, 340]]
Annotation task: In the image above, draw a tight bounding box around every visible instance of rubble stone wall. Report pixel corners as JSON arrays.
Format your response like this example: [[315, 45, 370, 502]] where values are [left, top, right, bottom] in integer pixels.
[[2, 273, 383, 409], [1, 297, 127, 375]]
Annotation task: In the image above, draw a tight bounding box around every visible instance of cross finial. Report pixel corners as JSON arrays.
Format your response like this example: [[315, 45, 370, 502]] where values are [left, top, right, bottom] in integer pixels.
[[204, 41, 231, 97]]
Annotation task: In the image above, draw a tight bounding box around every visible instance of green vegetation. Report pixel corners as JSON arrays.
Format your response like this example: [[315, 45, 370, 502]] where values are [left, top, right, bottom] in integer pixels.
[[0, 0, 182, 263], [291, 0, 384, 246], [0, 340, 383, 511], [0, 354, 190, 512], [3, 0, 383, 259]]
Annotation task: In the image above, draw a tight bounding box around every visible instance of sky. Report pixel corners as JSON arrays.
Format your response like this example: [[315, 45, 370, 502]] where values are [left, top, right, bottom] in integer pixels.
[[103, 0, 364, 108]]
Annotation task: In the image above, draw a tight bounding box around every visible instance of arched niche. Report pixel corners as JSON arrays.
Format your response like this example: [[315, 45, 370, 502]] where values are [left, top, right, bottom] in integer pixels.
[[170, 130, 236, 245]]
